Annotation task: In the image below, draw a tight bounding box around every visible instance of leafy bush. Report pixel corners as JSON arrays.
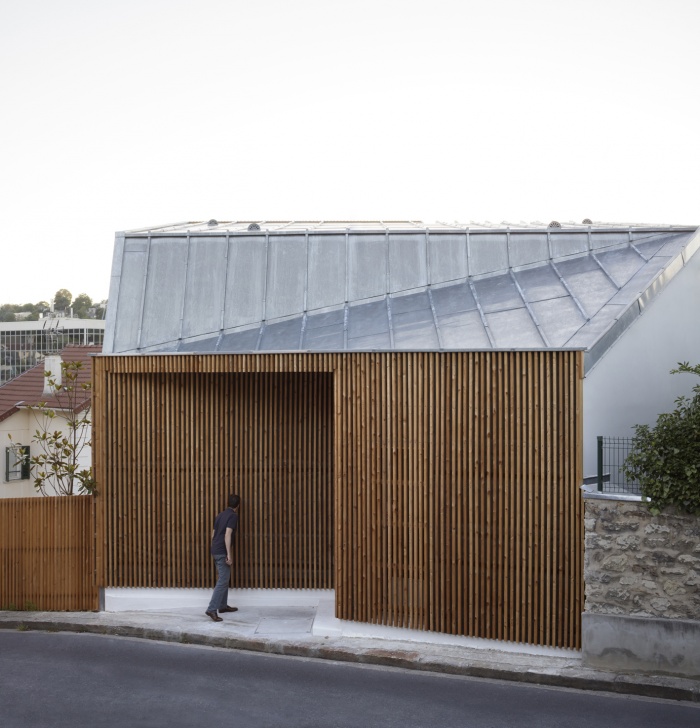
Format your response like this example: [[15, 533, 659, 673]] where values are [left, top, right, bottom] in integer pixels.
[[623, 362, 700, 515]]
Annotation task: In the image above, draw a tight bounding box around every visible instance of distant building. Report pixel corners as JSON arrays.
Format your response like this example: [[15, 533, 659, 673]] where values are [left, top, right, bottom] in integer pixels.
[[0, 319, 105, 386]]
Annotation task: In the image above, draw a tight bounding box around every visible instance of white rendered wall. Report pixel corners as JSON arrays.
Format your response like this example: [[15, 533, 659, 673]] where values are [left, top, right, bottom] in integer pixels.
[[583, 248, 700, 478], [0, 409, 36, 498], [0, 409, 92, 498]]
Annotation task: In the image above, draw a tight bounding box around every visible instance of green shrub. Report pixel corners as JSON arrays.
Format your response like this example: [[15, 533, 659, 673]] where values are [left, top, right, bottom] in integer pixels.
[[623, 362, 700, 515]]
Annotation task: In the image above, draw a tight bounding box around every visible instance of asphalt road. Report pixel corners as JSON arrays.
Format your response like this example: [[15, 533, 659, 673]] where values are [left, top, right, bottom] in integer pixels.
[[1, 631, 698, 728]]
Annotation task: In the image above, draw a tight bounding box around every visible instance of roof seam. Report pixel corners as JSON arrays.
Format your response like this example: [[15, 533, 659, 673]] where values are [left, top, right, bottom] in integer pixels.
[[549, 261, 590, 322], [468, 279, 496, 348], [509, 271, 550, 347]]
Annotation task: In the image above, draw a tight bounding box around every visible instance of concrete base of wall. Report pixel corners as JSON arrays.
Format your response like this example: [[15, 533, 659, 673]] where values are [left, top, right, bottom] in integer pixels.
[[103, 587, 332, 612], [102, 588, 576, 657], [582, 612, 700, 679]]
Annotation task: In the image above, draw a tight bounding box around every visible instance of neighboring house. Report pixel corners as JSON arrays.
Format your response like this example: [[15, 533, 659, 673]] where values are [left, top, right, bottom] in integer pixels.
[[92, 220, 700, 650], [0, 345, 100, 498], [0, 318, 105, 386]]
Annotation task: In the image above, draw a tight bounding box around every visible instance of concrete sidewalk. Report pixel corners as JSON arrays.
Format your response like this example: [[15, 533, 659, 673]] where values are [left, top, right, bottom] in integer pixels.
[[1, 595, 698, 704]]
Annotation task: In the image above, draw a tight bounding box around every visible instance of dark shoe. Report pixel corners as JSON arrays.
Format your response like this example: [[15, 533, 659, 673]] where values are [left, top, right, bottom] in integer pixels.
[[205, 610, 223, 622], [218, 606, 238, 613]]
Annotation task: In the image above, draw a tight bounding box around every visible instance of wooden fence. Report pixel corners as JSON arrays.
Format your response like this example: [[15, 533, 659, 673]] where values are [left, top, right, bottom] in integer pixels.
[[0, 496, 99, 611], [93, 350, 583, 648]]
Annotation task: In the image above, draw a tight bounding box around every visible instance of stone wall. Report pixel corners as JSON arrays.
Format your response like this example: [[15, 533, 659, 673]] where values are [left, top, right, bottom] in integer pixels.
[[584, 498, 700, 619]]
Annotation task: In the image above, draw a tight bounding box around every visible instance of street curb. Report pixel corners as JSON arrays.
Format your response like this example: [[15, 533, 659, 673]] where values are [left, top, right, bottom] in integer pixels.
[[2, 618, 699, 704]]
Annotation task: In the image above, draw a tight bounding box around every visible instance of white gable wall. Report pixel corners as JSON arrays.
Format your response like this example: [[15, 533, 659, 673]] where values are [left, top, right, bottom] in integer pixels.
[[1, 409, 35, 497], [1, 409, 92, 498], [583, 247, 700, 478]]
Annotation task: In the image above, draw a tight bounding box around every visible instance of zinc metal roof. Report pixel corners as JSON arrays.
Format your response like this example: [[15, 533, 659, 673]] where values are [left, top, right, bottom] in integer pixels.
[[103, 222, 700, 372]]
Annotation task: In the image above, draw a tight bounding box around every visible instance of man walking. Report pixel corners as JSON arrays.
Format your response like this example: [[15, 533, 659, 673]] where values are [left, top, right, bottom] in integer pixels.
[[205, 494, 241, 622]]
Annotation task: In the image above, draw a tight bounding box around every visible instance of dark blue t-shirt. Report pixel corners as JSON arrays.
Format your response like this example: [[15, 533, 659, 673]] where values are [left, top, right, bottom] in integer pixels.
[[210, 508, 238, 556]]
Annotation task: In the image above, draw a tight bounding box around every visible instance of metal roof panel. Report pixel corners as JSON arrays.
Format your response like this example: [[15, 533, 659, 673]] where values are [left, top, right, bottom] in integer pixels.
[[139, 238, 188, 348], [393, 324, 440, 349], [259, 319, 303, 350], [390, 290, 432, 315], [219, 328, 261, 352], [486, 308, 543, 348], [389, 234, 428, 293], [469, 233, 509, 275], [266, 235, 306, 320], [348, 234, 386, 300], [531, 297, 585, 347], [307, 235, 346, 311], [550, 232, 588, 258], [348, 299, 389, 338], [112, 248, 146, 352], [430, 281, 477, 315], [428, 233, 468, 284], [555, 256, 618, 318], [439, 312, 491, 348], [303, 326, 345, 350], [182, 236, 228, 339], [594, 247, 646, 287], [346, 332, 391, 349], [305, 309, 345, 329], [508, 233, 550, 268], [178, 335, 220, 352], [223, 236, 266, 328], [472, 274, 524, 313], [392, 307, 434, 329], [513, 265, 569, 303]]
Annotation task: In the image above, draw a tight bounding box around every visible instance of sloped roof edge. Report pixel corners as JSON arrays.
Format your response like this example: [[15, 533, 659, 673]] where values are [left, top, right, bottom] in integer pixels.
[[104, 224, 698, 364], [583, 226, 700, 372]]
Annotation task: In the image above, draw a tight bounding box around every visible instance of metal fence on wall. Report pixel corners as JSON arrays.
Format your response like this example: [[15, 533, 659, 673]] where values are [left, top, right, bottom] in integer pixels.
[[596, 436, 640, 494]]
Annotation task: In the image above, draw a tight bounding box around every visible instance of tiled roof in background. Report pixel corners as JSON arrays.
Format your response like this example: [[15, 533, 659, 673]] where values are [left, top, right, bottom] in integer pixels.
[[0, 345, 101, 423]]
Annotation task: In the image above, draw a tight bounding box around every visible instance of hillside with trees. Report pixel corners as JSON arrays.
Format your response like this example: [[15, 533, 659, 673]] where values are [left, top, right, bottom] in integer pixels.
[[0, 289, 106, 322]]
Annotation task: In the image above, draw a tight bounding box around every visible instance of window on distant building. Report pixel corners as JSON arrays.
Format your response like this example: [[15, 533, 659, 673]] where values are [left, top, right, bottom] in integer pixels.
[[5, 445, 30, 482]]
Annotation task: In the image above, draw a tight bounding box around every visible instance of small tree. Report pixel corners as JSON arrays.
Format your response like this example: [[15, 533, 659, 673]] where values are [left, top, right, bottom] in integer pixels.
[[623, 362, 700, 515], [9, 360, 96, 496]]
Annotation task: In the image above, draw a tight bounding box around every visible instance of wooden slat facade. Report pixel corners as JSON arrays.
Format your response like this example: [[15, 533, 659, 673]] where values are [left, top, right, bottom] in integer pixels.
[[0, 496, 99, 611], [93, 350, 583, 648]]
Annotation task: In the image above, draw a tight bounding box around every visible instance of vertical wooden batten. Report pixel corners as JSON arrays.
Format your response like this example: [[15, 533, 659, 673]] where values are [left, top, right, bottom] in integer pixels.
[[92, 350, 583, 648], [0, 497, 98, 611]]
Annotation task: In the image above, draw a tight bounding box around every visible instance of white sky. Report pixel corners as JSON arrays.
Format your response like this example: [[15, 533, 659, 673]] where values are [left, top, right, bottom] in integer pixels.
[[1, 0, 698, 305]]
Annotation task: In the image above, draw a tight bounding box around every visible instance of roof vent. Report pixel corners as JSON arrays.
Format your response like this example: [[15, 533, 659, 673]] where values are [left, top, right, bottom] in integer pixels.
[[548, 220, 562, 229], [582, 218, 593, 225], [207, 219, 218, 227], [247, 223, 261, 231]]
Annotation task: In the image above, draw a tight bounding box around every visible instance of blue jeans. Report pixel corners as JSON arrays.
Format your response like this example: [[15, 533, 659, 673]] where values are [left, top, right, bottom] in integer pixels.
[[207, 554, 230, 612]]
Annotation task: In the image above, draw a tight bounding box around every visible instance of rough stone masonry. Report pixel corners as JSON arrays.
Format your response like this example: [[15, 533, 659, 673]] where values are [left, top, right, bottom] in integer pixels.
[[584, 499, 700, 620]]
